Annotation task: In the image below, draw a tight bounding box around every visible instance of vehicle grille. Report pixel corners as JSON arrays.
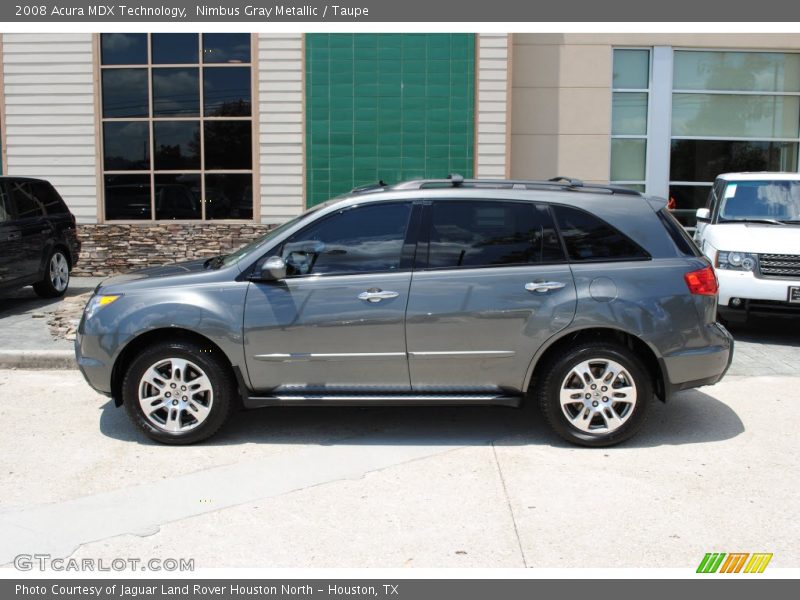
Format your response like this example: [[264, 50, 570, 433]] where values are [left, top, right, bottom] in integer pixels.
[[758, 254, 800, 278]]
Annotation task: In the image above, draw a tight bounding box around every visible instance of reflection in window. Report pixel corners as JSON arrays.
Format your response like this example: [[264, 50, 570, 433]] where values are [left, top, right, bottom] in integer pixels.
[[152, 68, 200, 117], [204, 122, 252, 170], [152, 33, 199, 65], [155, 174, 202, 220], [428, 201, 563, 268], [553, 205, 648, 262], [103, 122, 150, 170], [101, 33, 147, 65], [99, 33, 253, 221], [103, 175, 152, 220], [153, 121, 201, 170], [203, 67, 251, 116], [670, 140, 798, 182], [203, 33, 250, 63], [101, 69, 148, 118], [205, 174, 253, 220], [281, 203, 411, 275]]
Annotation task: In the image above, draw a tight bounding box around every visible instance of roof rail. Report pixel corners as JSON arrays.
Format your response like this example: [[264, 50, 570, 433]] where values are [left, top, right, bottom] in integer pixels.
[[391, 174, 640, 196], [350, 180, 388, 194]]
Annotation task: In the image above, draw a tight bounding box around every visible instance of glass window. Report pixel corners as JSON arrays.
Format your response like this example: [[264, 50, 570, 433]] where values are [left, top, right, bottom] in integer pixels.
[[103, 122, 150, 170], [667, 185, 713, 226], [0, 186, 11, 222], [553, 205, 648, 261], [203, 67, 251, 116], [672, 94, 800, 138], [32, 183, 67, 215], [205, 174, 253, 220], [610, 139, 646, 181], [101, 69, 148, 118], [204, 122, 252, 170], [100, 34, 253, 221], [152, 68, 200, 117], [152, 33, 199, 65], [657, 209, 701, 257], [613, 49, 650, 89], [104, 175, 152, 220], [718, 180, 800, 222], [611, 49, 650, 191], [281, 203, 412, 276], [427, 201, 563, 268], [674, 51, 800, 93], [8, 182, 45, 219], [611, 92, 648, 135], [154, 121, 201, 170], [155, 174, 202, 220], [100, 33, 147, 65], [203, 33, 251, 64], [670, 140, 798, 182]]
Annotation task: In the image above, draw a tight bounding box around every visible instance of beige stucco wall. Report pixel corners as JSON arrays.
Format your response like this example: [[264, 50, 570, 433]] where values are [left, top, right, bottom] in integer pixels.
[[510, 33, 800, 184]]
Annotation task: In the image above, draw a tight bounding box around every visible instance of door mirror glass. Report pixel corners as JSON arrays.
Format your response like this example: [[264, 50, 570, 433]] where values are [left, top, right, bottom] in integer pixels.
[[696, 208, 711, 222], [257, 256, 286, 281]]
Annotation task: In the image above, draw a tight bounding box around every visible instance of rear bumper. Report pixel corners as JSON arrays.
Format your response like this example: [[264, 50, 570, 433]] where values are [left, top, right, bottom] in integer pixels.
[[660, 322, 734, 397]]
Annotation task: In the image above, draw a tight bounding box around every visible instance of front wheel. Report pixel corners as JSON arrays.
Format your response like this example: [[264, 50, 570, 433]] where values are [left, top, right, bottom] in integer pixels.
[[536, 342, 652, 447], [122, 341, 235, 444]]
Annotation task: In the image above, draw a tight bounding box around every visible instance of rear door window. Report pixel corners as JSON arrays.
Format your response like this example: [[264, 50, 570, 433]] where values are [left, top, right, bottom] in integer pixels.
[[552, 205, 649, 261], [426, 200, 564, 269], [7, 181, 46, 220]]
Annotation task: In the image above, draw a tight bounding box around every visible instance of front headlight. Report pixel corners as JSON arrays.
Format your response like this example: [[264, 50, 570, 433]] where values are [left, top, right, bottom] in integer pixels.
[[716, 251, 757, 272], [84, 294, 122, 320]]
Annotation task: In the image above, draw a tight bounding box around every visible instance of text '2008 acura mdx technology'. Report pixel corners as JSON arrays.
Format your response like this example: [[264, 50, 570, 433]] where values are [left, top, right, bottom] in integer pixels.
[[75, 176, 733, 447]]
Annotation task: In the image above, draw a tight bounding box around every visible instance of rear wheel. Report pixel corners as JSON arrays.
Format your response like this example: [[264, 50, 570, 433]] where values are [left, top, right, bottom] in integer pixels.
[[33, 248, 70, 298], [122, 341, 235, 444], [536, 341, 652, 447]]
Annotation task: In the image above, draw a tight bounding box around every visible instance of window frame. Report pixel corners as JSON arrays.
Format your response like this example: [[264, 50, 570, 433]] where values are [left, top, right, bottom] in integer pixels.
[[95, 33, 259, 224], [416, 199, 568, 272]]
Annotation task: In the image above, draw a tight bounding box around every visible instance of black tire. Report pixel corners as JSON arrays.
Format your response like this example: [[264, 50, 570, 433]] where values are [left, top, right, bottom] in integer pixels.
[[33, 248, 70, 298], [122, 341, 235, 444], [536, 341, 652, 447]]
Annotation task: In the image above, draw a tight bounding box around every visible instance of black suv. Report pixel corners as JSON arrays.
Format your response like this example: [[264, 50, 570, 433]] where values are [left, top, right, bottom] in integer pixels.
[[0, 177, 81, 298]]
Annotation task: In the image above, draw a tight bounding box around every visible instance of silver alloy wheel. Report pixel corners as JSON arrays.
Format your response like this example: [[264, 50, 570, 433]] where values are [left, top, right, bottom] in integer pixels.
[[138, 358, 214, 433], [50, 252, 69, 292], [559, 358, 637, 434]]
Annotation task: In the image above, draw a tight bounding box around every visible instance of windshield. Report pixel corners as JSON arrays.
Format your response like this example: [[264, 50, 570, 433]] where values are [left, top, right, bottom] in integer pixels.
[[719, 180, 800, 222], [220, 207, 322, 267]]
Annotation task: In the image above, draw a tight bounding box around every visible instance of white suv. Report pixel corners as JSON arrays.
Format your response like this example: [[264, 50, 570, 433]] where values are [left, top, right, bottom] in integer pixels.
[[694, 172, 800, 324]]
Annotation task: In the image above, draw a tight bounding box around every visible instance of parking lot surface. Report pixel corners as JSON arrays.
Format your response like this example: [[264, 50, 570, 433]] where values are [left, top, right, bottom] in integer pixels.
[[0, 314, 798, 569]]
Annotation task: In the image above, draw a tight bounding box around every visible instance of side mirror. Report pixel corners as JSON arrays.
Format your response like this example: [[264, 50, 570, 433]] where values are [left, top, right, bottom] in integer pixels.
[[696, 208, 711, 223], [256, 256, 286, 282]]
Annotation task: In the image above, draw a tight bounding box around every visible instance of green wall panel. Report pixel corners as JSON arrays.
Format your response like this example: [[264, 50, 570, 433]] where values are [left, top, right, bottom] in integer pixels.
[[305, 34, 475, 206]]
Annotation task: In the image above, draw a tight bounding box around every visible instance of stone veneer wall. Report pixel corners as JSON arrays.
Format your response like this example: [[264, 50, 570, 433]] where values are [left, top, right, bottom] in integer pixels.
[[73, 224, 276, 277]]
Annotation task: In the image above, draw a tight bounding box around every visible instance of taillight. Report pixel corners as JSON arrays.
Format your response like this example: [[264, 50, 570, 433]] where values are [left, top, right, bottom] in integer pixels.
[[684, 265, 718, 296]]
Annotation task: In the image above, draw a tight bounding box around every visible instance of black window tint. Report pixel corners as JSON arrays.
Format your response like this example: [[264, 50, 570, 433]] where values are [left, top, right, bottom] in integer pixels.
[[154, 121, 201, 170], [103, 122, 150, 170], [102, 69, 148, 118], [155, 174, 201, 220], [203, 122, 252, 169], [203, 67, 251, 116], [553, 205, 648, 261], [428, 201, 563, 269], [152, 68, 200, 117], [104, 174, 152, 220], [205, 174, 253, 220], [281, 203, 412, 276], [202, 33, 250, 64], [33, 183, 67, 215], [657, 209, 701, 257], [8, 182, 45, 219]]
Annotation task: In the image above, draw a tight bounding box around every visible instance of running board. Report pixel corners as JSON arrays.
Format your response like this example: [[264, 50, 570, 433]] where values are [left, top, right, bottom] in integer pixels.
[[244, 393, 522, 408]]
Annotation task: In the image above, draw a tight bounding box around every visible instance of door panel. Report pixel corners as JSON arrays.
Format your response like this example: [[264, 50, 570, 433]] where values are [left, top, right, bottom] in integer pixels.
[[243, 272, 412, 391], [405, 265, 577, 392], [7, 181, 48, 278]]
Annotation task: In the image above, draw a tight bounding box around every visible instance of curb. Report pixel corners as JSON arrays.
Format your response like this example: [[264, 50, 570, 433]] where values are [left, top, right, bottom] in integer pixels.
[[0, 350, 76, 370]]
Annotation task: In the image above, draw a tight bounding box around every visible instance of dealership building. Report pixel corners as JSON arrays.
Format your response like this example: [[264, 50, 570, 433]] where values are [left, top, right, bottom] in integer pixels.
[[1, 32, 799, 275]]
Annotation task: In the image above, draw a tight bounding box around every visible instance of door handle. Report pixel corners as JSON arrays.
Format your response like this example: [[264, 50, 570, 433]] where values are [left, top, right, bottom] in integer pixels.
[[525, 281, 566, 293], [358, 288, 400, 303]]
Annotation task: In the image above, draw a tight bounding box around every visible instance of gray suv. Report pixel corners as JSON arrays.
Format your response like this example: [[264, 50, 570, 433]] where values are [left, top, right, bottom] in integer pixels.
[[75, 176, 733, 447]]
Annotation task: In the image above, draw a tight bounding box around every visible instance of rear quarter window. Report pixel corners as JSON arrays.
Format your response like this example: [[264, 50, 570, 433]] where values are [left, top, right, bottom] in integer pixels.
[[657, 208, 701, 257], [553, 205, 649, 262]]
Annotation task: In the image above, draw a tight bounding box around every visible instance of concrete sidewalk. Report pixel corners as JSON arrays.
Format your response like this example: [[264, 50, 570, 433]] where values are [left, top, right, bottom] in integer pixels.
[[0, 277, 104, 369]]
